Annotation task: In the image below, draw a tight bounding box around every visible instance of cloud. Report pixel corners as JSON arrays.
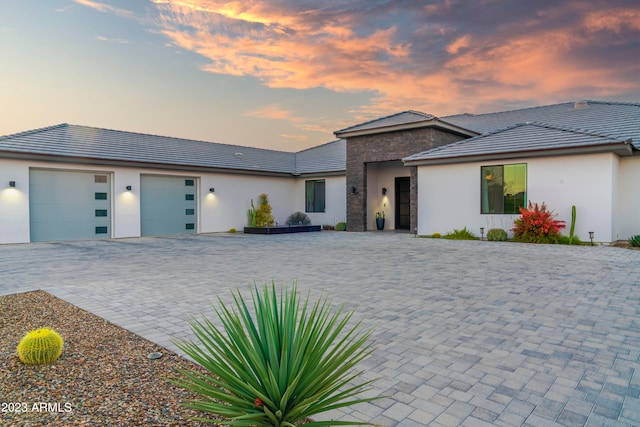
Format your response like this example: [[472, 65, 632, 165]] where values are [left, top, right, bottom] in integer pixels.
[[88, 0, 638, 121], [72, 0, 134, 18], [245, 103, 334, 136], [96, 35, 129, 44]]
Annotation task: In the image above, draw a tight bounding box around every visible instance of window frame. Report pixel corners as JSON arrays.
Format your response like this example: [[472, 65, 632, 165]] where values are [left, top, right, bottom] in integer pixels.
[[305, 179, 326, 213], [480, 163, 527, 214]]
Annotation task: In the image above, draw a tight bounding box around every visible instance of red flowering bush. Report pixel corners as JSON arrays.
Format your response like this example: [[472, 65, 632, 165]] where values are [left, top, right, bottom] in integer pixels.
[[512, 202, 566, 243]]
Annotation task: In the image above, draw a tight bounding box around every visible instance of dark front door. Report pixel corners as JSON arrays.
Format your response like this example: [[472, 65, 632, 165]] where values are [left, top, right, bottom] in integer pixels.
[[395, 177, 410, 230]]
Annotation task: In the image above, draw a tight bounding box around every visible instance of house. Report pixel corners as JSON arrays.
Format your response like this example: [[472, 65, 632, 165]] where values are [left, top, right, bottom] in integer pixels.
[[0, 124, 346, 243], [1, 100, 638, 244], [335, 100, 640, 242]]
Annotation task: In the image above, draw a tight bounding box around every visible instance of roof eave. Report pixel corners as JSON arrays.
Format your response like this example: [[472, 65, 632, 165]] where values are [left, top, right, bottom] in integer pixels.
[[403, 142, 635, 166], [334, 119, 478, 139], [0, 151, 297, 177]]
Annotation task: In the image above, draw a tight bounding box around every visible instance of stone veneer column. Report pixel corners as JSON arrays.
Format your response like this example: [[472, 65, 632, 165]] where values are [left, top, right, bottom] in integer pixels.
[[346, 157, 366, 231], [344, 128, 467, 232]]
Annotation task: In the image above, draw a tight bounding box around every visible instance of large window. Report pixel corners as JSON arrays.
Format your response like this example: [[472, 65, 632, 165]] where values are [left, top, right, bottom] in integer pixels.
[[305, 179, 326, 213], [481, 164, 527, 214]]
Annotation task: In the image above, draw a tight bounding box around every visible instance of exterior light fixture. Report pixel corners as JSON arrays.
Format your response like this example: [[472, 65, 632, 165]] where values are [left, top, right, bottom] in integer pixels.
[[589, 231, 594, 246], [350, 186, 357, 195], [9, 180, 16, 188], [480, 227, 485, 240], [126, 185, 132, 191], [209, 187, 215, 193], [382, 187, 387, 195]]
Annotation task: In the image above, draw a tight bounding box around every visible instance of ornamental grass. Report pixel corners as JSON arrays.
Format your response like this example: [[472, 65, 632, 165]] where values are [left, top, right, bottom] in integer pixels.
[[172, 282, 379, 426]]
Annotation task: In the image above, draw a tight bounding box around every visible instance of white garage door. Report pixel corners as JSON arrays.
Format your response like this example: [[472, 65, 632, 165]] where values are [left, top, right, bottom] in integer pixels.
[[29, 169, 111, 242]]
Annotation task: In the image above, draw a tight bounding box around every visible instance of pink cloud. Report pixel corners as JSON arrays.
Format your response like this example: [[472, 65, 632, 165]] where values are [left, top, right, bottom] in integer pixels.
[[71, 0, 634, 124]]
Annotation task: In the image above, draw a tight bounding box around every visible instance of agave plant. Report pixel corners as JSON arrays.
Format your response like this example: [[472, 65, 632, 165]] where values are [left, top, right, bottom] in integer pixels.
[[629, 235, 640, 248], [172, 282, 378, 426]]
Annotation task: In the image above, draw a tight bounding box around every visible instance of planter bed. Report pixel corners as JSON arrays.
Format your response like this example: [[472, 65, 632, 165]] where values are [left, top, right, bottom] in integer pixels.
[[243, 225, 322, 234]]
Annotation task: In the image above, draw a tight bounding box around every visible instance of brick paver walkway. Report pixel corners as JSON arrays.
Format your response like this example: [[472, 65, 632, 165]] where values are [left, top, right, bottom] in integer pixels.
[[2, 232, 640, 426]]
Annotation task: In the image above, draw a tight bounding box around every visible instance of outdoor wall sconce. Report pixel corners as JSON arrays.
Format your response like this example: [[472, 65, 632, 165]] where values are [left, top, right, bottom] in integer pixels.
[[9, 180, 16, 188], [589, 231, 594, 246], [382, 187, 387, 195], [350, 186, 357, 195], [126, 185, 132, 191], [480, 227, 485, 240], [209, 187, 215, 193]]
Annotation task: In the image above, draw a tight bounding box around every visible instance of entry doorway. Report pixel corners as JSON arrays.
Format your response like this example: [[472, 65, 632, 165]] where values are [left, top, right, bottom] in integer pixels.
[[395, 177, 410, 230]]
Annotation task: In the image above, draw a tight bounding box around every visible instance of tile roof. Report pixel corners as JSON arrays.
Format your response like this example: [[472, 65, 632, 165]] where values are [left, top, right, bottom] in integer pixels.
[[404, 122, 635, 164], [295, 139, 346, 174], [334, 110, 437, 135], [443, 100, 640, 149], [0, 123, 345, 175]]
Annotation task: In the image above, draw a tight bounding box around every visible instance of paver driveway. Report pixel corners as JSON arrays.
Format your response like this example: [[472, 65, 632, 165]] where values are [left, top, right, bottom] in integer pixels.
[[2, 232, 640, 426]]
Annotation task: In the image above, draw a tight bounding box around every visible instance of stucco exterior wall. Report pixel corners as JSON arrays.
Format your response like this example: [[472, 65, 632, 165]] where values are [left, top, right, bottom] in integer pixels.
[[346, 128, 466, 231], [0, 158, 295, 243], [617, 156, 640, 240], [294, 175, 346, 226], [417, 153, 619, 242]]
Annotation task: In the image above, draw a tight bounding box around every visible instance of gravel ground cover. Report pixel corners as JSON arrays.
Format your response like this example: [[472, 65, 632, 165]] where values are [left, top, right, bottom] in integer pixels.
[[0, 290, 222, 426]]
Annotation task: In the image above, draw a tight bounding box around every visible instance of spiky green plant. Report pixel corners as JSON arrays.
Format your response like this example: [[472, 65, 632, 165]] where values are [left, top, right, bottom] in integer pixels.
[[172, 282, 379, 426], [569, 205, 577, 244], [17, 327, 64, 365], [629, 235, 640, 248], [248, 200, 257, 227]]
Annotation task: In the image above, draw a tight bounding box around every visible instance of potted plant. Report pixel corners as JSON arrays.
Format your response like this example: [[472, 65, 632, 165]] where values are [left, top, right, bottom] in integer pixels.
[[376, 211, 385, 230]]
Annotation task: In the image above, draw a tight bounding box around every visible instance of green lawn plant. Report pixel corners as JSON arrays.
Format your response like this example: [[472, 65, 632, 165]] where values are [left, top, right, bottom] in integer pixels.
[[443, 227, 477, 240], [173, 282, 379, 426], [629, 235, 640, 247]]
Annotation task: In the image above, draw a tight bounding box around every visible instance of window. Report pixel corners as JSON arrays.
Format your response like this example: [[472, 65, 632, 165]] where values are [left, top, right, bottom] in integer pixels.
[[305, 180, 326, 213], [481, 164, 527, 214]]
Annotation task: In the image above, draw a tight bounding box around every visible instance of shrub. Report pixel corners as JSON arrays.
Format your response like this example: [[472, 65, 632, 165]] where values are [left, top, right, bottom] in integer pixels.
[[17, 327, 64, 365], [254, 193, 275, 227], [629, 235, 640, 247], [443, 227, 478, 240], [335, 222, 347, 231], [512, 202, 566, 244], [173, 282, 378, 426], [322, 224, 335, 230], [229, 228, 236, 233], [286, 212, 311, 225], [558, 235, 584, 245], [431, 232, 441, 238], [486, 228, 508, 241]]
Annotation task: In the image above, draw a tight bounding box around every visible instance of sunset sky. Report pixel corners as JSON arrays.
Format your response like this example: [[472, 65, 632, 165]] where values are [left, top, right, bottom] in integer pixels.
[[1, 1, 639, 151]]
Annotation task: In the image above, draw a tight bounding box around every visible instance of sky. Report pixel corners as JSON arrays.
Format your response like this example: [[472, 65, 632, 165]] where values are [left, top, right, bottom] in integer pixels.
[[1, 1, 639, 152]]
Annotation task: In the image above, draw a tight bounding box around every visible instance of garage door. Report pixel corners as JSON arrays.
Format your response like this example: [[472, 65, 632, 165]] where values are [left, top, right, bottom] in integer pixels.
[[140, 175, 197, 236], [29, 169, 111, 242]]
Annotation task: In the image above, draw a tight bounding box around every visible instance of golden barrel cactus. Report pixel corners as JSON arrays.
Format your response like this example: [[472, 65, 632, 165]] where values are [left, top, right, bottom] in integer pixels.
[[17, 327, 64, 365]]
